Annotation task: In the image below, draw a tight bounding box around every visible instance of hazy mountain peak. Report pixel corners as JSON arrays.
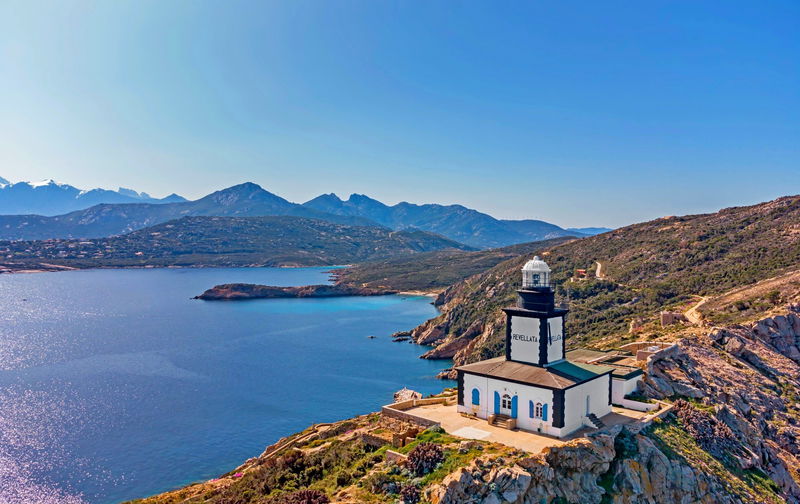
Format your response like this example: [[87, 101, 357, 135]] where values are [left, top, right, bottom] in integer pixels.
[[347, 193, 384, 204], [160, 193, 187, 203], [29, 178, 69, 188], [304, 193, 343, 205], [197, 183, 294, 212], [345, 194, 391, 213], [0, 178, 186, 216], [117, 187, 152, 199], [216, 182, 272, 197]]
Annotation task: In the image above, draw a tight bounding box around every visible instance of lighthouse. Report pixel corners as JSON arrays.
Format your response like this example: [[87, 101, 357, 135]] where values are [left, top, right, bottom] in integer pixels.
[[505, 256, 566, 366], [455, 256, 613, 437]]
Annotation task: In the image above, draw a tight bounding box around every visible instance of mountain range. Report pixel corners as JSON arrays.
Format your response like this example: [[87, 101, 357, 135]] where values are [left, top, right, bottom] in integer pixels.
[[302, 193, 591, 248], [0, 179, 610, 247], [0, 178, 186, 215]]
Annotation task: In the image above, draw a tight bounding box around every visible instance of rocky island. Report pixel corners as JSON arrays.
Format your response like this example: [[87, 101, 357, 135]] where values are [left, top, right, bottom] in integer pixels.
[[194, 283, 395, 300]]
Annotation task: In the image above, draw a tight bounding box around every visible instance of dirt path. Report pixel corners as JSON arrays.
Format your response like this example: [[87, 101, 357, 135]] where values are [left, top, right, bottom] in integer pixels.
[[684, 295, 710, 325], [595, 261, 606, 279]]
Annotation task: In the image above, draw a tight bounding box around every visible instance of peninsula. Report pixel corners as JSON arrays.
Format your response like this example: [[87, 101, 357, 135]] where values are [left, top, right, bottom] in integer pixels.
[[194, 283, 394, 300]]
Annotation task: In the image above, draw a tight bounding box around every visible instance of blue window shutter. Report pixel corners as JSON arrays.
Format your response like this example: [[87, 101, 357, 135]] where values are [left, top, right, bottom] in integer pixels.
[[529, 400, 534, 418], [493, 391, 500, 415], [542, 403, 548, 421], [471, 388, 480, 406], [511, 396, 518, 419]]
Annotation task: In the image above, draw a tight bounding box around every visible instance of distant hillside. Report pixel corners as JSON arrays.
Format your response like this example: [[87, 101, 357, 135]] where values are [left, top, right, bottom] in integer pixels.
[[0, 182, 608, 246], [335, 237, 576, 292], [303, 193, 581, 248], [0, 178, 185, 215], [0, 216, 472, 270], [0, 183, 377, 240], [410, 195, 800, 366], [566, 226, 612, 236]]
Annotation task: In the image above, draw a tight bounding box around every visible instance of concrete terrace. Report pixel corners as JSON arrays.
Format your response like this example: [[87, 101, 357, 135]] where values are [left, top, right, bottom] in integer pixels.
[[391, 402, 651, 453]]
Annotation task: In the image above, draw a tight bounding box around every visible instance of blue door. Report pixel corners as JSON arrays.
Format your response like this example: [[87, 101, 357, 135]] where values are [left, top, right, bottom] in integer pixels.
[[493, 391, 500, 415], [511, 396, 518, 419]]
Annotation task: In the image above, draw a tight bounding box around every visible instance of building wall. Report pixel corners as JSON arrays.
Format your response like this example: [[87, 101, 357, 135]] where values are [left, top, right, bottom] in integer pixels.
[[509, 314, 565, 366], [509, 316, 540, 364], [546, 317, 564, 364], [458, 373, 565, 436], [458, 371, 613, 438], [562, 374, 612, 434], [611, 376, 642, 404]]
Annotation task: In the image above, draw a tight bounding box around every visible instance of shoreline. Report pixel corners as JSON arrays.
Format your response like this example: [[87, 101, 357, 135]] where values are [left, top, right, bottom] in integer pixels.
[[0, 263, 350, 275], [396, 289, 441, 298]]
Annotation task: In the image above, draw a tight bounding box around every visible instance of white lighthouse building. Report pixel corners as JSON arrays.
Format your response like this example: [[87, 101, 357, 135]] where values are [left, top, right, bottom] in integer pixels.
[[456, 257, 613, 438]]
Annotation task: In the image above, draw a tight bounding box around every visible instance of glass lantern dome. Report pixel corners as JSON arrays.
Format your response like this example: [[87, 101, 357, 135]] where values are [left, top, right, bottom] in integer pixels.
[[521, 256, 551, 289]]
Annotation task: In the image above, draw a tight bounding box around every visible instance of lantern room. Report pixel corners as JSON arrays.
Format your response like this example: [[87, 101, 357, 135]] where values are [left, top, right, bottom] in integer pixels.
[[522, 256, 551, 290]]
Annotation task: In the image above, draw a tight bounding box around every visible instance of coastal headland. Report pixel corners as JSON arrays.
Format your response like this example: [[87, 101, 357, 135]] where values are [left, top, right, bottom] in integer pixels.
[[194, 283, 396, 300]]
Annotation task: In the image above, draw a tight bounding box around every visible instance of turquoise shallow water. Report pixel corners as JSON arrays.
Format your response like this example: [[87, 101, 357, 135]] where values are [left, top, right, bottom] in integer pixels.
[[0, 267, 452, 503]]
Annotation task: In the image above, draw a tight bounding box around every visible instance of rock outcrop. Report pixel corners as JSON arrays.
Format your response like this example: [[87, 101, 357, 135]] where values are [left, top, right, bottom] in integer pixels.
[[426, 427, 740, 504], [642, 309, 800, 502], [420, 320, 483, 359]]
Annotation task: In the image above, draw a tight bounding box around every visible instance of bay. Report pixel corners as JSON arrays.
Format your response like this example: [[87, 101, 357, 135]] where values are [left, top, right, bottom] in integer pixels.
[[0, 267, 452, 503]]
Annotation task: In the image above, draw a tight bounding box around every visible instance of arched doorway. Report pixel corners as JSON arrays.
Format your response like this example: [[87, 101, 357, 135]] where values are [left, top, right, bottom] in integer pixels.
[[500, 394, 513, 416]]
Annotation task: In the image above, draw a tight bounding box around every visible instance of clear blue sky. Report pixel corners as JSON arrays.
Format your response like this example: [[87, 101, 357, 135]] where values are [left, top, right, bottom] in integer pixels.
[[1, 1, 797, 228]]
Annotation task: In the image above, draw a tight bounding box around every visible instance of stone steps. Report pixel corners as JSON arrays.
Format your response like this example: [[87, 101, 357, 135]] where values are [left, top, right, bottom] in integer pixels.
[[489, 414, 516, 430], [587, 413, 606, 429]]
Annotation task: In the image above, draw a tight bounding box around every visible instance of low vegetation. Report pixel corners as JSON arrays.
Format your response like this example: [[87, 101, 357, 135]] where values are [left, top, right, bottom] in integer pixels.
[[647, 413, 784, 504], [334, 237, 574, 292], [126, 416, 508, 504], [0, 216, 471, 271]]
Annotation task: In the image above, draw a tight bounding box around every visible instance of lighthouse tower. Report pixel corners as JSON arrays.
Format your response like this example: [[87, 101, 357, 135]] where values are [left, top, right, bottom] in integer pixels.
[[503, 256, 567, 366], [455, 255, 614, 438]]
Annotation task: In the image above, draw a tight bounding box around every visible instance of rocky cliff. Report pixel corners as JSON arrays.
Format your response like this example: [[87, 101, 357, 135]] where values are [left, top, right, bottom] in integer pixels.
[[426, 426, 745, 504]]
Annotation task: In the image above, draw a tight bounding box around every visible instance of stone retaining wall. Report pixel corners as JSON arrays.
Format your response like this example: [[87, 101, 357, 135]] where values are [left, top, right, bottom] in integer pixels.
[[381, 396, 453, 427]]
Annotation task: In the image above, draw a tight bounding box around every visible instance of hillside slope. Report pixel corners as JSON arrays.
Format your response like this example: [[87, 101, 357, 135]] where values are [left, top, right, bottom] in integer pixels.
[[410, 195, 800, 367], [0, 216, 472, 270], [335, 237, 576, 292]]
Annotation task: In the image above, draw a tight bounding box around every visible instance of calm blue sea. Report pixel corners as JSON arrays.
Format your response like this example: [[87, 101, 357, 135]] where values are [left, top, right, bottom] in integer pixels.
[[0, 267, 452, 504]]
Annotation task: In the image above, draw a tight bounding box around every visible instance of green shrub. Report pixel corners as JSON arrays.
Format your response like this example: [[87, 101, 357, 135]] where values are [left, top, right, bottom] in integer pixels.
[[275, 489, 329, 504]]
